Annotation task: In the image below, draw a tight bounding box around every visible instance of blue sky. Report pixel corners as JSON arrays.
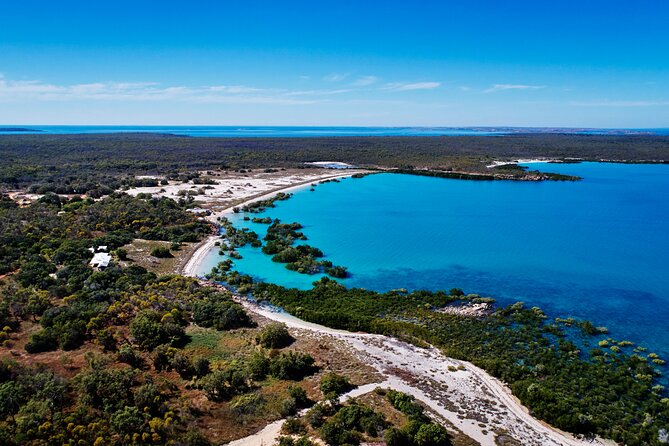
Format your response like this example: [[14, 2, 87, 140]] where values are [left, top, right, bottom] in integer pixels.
[[0, 0, 668, 127]]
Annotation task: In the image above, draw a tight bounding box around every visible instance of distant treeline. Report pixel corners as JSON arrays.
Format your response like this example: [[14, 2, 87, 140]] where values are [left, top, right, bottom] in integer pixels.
[[1, 133, 668, 193]]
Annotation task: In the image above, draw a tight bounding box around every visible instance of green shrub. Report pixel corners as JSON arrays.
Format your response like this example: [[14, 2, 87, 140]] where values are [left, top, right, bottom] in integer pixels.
[[320, 372, 354, 399], [170, 351, 194, 378], [116, 248, 128, 260], [256, 322, 294, 349], [279, 396, 298, 417], [288, 385, 311, 407], [246, 350, 270, 380], [193, 295, 254, 331], [305, 403, 328, 428], [230, 393, 265, 416], [25, 328, 59, 353], [193, 357, 211, 378], [110, 406, 145, 435], [282, 417, 307, 435], [150, 247, 172, 258], [134, 382, 162, 414], [414, 423, 451, 446], [200, 366, 249, 401], [269, 351, 315, 380], [130, 310, 185, 351], [118, 344, 143, 368]]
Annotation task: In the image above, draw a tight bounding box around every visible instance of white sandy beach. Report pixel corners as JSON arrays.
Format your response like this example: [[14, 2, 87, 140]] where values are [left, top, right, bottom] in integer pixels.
[[228, 302, 614, 446], [485, 158, 560, 168], [181, 169, 371, 277], [126, 168, 370, 212]]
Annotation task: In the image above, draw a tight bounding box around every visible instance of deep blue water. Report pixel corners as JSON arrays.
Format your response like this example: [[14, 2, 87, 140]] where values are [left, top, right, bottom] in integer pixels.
[[0, 125, 667, 137], [199, 162, 669, 358]]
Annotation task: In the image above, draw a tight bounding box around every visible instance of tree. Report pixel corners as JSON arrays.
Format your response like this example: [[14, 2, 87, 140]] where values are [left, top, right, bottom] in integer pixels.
[[320, 373, 353, 399], [97, 328, 117, 352], [118, 344, 143, 368], [415, 423, 451, 446], [256, 323, 294, 349], [385, 427, 410, 446], [25, 328, 59, 353], [246, 350, 270, 380], [59, 320, 87, 350], [193, 357, 211, 378], [77, 364, 136, 412], [200, 366, 249, 401], [130, 311, 165, 350], [134, 382, 162, 414], [130, 310, 185, 351], [115, 248, 128, 260], [110, 406, 145, 436], [150, 247, 172, 258], [193, 296, 254, 331], [0, 381, 23, 424], [269, 351, 315, 380], [288, 385, 311, 408]]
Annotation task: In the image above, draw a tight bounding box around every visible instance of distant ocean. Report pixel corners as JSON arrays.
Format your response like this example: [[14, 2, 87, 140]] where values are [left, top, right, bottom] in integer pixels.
[[0, 125, 668, 137]]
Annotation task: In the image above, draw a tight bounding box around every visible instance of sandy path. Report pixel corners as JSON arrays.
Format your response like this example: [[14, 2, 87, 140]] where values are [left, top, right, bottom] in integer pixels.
[[225, 383, 383, 446], [236, 303, 613, 446], [181, 170, 371, 277]]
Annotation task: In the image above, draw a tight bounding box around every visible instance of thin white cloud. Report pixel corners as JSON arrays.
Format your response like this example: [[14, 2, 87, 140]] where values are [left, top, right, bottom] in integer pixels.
[[459, 86, 472, 92], [570, 100, 669, 107], [0, 75, 448, 106], [383, 82, 441, 91], [0, 78, 312, 104], [484, 84, 546, 93], [207, 85, 265, 94], [285, 88, 354, 96], [323, 73, 349, 82], [351, 75, 378, 87]]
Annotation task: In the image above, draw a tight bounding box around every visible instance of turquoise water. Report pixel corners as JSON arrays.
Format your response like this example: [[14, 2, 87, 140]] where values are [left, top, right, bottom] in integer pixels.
[[199, 163, 669, 356], [1, 125, 668, 136]]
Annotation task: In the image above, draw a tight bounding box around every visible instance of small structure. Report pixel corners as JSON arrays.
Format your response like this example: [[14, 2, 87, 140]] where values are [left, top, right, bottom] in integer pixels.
[[187, 208, 212, 216], [90, 252, 112, 270], [304, 161, 354, 169]]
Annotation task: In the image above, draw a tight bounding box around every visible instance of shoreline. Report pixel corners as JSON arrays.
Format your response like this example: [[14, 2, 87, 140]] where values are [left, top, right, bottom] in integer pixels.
[[179, 170, 618, 445], [485, 158, 561, 168], [228, 298, 613, 446], [180, 169, 372, 277]]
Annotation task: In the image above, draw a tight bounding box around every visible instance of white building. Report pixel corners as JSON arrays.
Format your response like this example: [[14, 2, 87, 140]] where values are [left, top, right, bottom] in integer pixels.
[[90, 252, 112, 270]]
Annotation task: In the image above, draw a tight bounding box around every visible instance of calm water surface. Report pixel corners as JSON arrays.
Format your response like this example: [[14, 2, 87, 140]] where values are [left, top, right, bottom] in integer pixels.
[[199, 162, 669, 356], [1, 125, 668, 136]]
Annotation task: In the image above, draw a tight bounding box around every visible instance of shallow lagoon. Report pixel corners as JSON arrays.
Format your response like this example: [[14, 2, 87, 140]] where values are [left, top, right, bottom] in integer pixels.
[[199, 162, 669, 356]]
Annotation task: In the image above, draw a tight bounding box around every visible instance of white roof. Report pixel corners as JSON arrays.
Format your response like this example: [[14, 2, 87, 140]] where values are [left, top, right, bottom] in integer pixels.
[[90, 252, 112, 268]]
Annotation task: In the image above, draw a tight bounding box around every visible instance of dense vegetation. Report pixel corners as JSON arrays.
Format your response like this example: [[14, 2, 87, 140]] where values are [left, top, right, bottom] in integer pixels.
[[282, 386, 452, 446], [234, 192, 292, 213], [0, 192, 208, 276], [3, 131, 669, 444], [0, 192, 328, 445], [261, 220, 349, 278], [253, 278, 669, 445], [2, 133, 668, 193], [391, 166, 581, 181]]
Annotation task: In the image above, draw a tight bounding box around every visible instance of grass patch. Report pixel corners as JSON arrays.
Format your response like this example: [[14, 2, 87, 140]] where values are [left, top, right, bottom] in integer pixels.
[[120, 238, 199, 275], [185, 326, 255, 363]]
